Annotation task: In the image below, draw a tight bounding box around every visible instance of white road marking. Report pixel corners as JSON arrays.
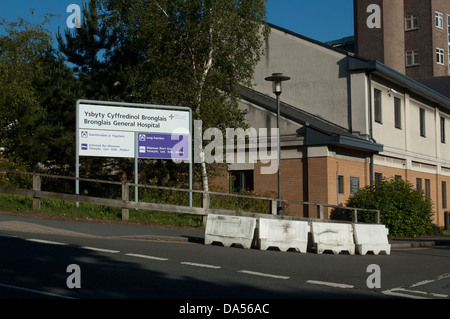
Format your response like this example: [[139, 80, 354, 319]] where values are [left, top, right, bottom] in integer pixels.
[[306, 280, 354, 289], [398, 288, 447, 298], [181, 262, 221, 269], [81, 246, 120, 254], [26, 238, 68, 246], [382, 288, 430, 299], [411, 273, 450, 287], [125, 253, 168, 261], [382, 273, 450, 299], [381, 288, 448, 299], [238, 270, 289, 280], [0, 283, 76, 299]]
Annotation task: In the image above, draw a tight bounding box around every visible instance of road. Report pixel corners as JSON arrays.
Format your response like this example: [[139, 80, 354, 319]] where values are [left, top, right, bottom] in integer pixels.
[[0, 212, 449, 314]]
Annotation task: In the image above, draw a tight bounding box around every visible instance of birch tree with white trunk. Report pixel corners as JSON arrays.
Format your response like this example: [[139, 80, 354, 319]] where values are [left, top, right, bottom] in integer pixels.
[[104, 0, 270, 203]]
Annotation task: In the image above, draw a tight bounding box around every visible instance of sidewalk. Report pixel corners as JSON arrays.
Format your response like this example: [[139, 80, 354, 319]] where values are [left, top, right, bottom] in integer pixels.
[[0, 211, 206, 243], [1, 211, 449, 249], [389, 236, 450, 248]]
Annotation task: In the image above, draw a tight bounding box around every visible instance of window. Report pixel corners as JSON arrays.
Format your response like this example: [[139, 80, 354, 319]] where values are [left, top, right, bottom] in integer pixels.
[[405, 15, 418, 30], [425, 179, 431, 198], [448, 15, 450, 74], [443, 181, 447, 209], [338, 175, 344, 194], [375, 173, 383, 184], [229, 170, 254, 192], [436, 12, 443, 29], [394, 97, 402, 129], [374, 89, 382, 123], [420, 108, 426, 137], [395, 175, 402, 180], [406, 50, 420, 66], [441, 116, 446, 143], [350, 177, 360, 194], [416, 178, 422, 192], [437, 48, 445, 65]]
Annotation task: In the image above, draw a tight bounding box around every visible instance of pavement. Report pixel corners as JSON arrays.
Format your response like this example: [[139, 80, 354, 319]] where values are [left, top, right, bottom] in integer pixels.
[[388, 236, 450, 248], [0, 211, 206, 243], [1, 211, 449, 249]]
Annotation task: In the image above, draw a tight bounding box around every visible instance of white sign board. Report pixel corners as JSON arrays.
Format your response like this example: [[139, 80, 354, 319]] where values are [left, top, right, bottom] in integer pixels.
[[78, 104, 189, 134], [77, 103, 190, 159], [78, 129, 134, 158], [75, 100, 193, 207]]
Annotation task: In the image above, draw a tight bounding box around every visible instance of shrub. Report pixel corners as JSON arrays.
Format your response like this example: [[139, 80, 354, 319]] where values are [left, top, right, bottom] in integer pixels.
[[0, 152, 31, 188], [332, 178, 435, 238]]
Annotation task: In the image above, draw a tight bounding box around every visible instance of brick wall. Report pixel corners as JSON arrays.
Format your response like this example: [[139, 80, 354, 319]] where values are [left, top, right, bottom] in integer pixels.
[[210, 155, 449, 226]]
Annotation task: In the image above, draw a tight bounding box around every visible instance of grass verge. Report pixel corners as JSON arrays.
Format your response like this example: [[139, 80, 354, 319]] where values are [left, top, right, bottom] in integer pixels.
[[0, 193, 204, 228]]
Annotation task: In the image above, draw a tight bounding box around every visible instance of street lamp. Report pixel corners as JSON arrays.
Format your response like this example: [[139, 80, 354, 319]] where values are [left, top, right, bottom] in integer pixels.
[[265, 73, 290, 216]]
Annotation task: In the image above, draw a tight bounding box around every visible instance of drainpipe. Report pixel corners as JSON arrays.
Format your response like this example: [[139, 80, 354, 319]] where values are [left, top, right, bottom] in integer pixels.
[[368, 71, 374, 187]]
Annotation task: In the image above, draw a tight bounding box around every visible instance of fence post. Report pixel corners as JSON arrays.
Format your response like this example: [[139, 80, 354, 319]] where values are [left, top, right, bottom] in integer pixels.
[[202, 192, 210, 210], [376, 210, 381, 224], [352, 209, 358, 223], [121, 182, 129, 221], [32, 174, 41, 211], [317, 205, 324, 219], [271, 200, 277, 215]]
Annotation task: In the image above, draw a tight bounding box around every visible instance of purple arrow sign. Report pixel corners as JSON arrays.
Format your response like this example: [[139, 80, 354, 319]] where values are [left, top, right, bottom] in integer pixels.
[[137, 133, 189, 160]]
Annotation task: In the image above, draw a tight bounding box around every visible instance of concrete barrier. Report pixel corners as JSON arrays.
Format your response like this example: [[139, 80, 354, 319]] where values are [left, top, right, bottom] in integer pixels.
[[353, 224, 391, 255], [310, 221, 355, 255], [257, 219, 310, 253], [204, 214, 257, 249]]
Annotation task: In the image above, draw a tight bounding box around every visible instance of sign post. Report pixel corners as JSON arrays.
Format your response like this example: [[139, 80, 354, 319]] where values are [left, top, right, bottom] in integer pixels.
[[76, 100, 193, 207]]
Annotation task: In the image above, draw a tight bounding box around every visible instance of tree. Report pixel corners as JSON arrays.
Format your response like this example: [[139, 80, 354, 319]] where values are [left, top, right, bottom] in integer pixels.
[[31, 51, 83, 173], [331, 178, 435, 237], [103, 0, 270, 200], [0, 17, 53, 166], [57, 0, 137, 186], [57, 0, 118, 101]]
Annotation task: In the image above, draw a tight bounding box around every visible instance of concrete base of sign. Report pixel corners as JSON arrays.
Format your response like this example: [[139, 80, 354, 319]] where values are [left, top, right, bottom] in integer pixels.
[[258, 219, 310, 253], [310, 222, 355, 255], [353, 224, 391, 255], [204, 214, 257, 249]]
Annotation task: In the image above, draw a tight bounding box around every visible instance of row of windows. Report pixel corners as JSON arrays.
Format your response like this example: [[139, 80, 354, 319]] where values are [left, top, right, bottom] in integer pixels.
[[406, 12, 450, 71], [373, 88, 447, 143], [232, 169, 449, 209], [405, 12, 448, 30], [405, 48, 448, 67], [374, 173, 448, 209], [337, 176, 360, 195]]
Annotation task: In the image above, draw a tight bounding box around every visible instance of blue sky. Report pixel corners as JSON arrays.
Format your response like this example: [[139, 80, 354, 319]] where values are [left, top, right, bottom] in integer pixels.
[[1, 0, 354, 43]]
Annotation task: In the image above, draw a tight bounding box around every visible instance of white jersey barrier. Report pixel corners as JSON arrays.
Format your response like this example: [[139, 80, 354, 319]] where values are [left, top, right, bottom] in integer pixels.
[[353, 224, 391, 255], [205, 214, 390, 256], [310, 221, 356, 255], [258, 219, 310, 253], [204, 214, 257, 249]]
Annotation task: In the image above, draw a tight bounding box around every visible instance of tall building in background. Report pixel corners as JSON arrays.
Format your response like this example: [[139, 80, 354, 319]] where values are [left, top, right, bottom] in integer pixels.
[[354, 0, 450, 81]]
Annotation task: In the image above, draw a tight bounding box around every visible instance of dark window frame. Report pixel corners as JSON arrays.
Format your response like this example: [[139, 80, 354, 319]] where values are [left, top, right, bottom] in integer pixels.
[[420, 108, 426, 137], [394, 97, 402, 129], [374, 89, 382, 123]]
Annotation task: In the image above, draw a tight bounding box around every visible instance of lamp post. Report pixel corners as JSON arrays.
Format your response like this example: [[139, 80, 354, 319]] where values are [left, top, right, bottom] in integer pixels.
[[265, 73, 290, 216]]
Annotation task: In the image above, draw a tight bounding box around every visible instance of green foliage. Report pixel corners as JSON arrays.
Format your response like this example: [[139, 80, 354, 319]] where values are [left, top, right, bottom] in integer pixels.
[[2, 1, 270, 200], [102, 0, 270, 193], [332, 178, 435, 237], [210, 188, 286, 214], [0, 18, 52, 165], [0, 152, 31, 188], [0, 194, 204, 228], [0, 17, 81, 172]]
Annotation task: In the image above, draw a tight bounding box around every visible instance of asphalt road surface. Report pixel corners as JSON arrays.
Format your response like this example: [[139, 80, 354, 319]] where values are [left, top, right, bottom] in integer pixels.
[[0, 212, 449, 315]]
